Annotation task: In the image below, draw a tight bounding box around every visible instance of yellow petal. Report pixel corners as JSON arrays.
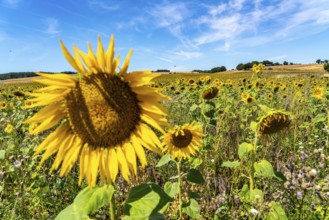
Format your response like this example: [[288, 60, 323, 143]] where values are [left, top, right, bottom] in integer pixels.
[[131, 135, 147, 167], [124, 142, 137, 175], [107, 148, 118, 183], [79, 145, 89, 185], [96, 35, 105, 72], [119, 49, 132, 76], [60, 41, 84, 73], [116, 147, 130, 182], [105, 35, 115, 73]]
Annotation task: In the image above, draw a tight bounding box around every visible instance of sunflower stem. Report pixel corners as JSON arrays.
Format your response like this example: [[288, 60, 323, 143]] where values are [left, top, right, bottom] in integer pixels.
[[109, 189, 117, 220], [177, 159, 183, 220], [249, 132, 258, 220]]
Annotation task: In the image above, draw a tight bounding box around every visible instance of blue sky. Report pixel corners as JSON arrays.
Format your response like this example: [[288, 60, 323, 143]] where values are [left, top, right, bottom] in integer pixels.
[[1, 0, 329, 73]]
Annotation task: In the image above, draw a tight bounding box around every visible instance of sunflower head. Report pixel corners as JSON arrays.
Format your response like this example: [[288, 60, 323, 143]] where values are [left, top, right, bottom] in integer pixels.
[[188, 79, 195, 84], [0, 102, 6, 109], [241, 91, 249, 101], [163, 124, 203, 160], [201, 86, 219, 100], [5, 123, 14, 134], [258, 110, 291, 137], [24, 35, 168, 187], [312, 87, 324, 100]]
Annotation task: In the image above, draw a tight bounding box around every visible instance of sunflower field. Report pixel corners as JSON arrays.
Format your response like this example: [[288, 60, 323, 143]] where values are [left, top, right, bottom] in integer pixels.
[[0, 37, 329, 220]]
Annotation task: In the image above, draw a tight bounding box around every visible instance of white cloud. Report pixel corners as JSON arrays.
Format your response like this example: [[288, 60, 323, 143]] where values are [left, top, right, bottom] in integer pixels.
[[149, 2, 188, 28], [157, 57, 174, 63], [88, 0, 120, 11], [171, 50, 202, 60], [266, 55, 287, 61], [193, 0, 329, 50], [215, 41, 232, 52], [2, 0, 21, 7], [43, 18, 59, 35]]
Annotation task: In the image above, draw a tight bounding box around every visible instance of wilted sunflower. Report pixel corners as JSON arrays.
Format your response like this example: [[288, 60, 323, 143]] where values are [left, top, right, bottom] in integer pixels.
[[163, 124, 203, 160], [201, 86, 219, 100], [258, 110, 291, 137], [24, 36, 168, 187]]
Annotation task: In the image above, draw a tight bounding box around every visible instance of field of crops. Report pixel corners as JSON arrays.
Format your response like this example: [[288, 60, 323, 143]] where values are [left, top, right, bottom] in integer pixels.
[[0, 66, 328, 220]]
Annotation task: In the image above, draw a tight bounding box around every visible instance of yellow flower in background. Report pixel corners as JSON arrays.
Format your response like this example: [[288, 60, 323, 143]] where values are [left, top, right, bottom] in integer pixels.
[[312, 87, 324, 100], [28, 122, 39, 135], [241, 91, 250, 101], [0, 101, 6, 109], [24, 35, 168, 187], [252, 64, 260, 74], [163, 124, 203, 160], [5, 124, 14, 133]]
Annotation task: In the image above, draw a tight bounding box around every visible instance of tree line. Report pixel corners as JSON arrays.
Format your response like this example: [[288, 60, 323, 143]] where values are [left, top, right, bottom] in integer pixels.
[[316, 59, 329, 64], [236, 60, 295, 71]]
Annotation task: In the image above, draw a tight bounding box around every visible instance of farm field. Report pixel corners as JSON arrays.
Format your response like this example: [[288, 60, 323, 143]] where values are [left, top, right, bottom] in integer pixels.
[[0, 64, 329, 220]]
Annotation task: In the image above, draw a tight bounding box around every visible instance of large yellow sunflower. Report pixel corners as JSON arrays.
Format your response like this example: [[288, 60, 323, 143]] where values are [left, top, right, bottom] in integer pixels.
[[163, 124, 203, 160], [24, 36, 168, 187]]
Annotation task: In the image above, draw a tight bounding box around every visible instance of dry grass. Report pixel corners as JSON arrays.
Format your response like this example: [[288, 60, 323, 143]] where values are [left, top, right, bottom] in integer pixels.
[[1, 64, 326, 85], [1, 76, 42, 85]]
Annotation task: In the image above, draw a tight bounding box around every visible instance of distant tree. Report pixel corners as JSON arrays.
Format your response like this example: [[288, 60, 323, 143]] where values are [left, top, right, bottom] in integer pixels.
[[316, 59, 322, 64], [261, 60, 273, 66], [324, 60, 329, 64], [324, 63, 329, 72], [283, 61, 288, 65], [154, 69, 170, 72], [236, 63, 244, 70], [243, 62, 253, 70], [289, 62, 294, 65], [209, 66, 227, 73]]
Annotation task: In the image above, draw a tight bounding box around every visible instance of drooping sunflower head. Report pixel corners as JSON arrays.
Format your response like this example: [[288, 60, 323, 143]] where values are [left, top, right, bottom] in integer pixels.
[[24, 35, 169, 187], [258, 110, 291, 137], [200, 86, 219, 100], [163, 123, 203, 160]]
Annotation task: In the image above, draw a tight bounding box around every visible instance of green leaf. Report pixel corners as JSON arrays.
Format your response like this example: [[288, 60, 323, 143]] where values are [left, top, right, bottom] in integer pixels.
[[188, 191, 202, 200], [249, 189, 263, 203], [164, 182, 179, 198], [189, 157, 203, 168], [182, 199, 200, 219], [250, 121, 258, 133], [189, 104, 198, 112], [55, 204, 90, 220], [221, 160, 240, 168], [238, 143, 253, 159], [254, 160, 275, 178], [156, 154, 171, 167], [123, 183, 173, 220], [258, 104, 271, 113], [187, 169, 205, 184], [0, 150, 5, 160], [56, 185, 114, 220], [266, 202, 288, 220], [312, 114, 326, 123], [274, 171, 287, 182]]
